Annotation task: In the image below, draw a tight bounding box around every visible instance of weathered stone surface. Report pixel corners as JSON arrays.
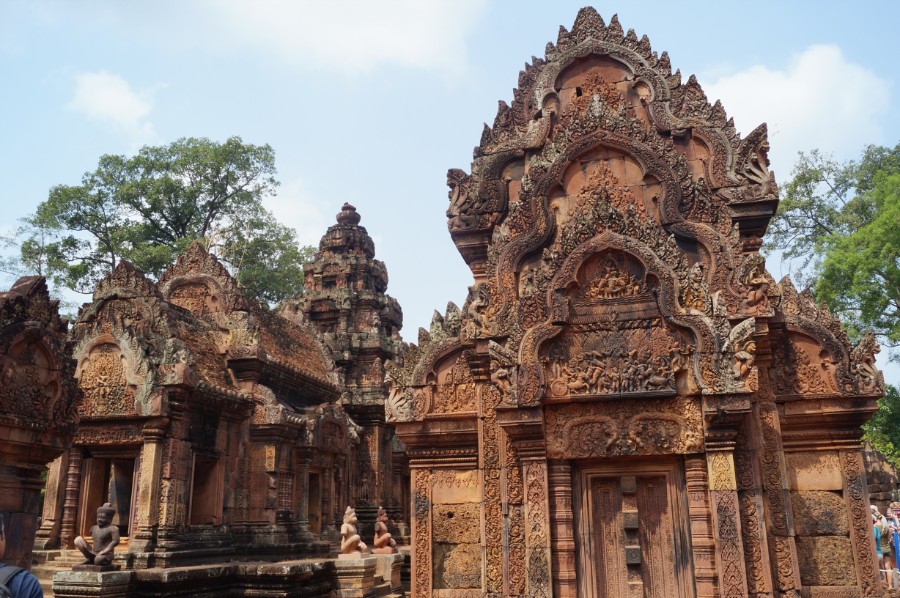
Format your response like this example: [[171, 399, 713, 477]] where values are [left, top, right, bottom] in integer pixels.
[[791, 491, 850, 536], [796, 536, 856, 586], [442, 543, 481, 589], [432, 504, 480, 544], [787, 452, 844, 491]]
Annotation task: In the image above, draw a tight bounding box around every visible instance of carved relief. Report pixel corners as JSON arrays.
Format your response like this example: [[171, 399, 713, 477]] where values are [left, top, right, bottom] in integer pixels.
[[0, 336, 61, 422], [543, 320, 686, 398], [168, 282, 219, 315], [769, 332, 836, 396], [545, 398, 702, 458], [431, 354, 476, 414], [79, 344, 135, 417]]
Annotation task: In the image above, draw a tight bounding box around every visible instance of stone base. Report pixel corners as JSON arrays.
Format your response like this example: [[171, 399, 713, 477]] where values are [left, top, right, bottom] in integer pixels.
[[371, 547, 397, 554], [52, 570, 133, 598], [334, 556, 377, 598], [374, 552, 403, 590], [339, 550, 370, 560], [72, 564, 119, 572]]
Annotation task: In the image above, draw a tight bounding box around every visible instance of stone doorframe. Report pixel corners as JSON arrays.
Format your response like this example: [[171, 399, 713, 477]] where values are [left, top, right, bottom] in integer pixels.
[[573, 457, 697, 598]]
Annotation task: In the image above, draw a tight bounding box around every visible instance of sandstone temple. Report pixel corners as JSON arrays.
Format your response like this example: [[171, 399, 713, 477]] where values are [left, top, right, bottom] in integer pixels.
[[0, 7, 895, 598]]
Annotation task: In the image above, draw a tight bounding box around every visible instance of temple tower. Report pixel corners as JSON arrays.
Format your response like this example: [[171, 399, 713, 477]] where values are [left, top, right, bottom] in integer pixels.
[[292, 203, 404, 534]]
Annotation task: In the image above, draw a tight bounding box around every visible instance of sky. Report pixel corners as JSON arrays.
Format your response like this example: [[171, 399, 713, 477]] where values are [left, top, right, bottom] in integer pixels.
[[1, 0, 898, 384]]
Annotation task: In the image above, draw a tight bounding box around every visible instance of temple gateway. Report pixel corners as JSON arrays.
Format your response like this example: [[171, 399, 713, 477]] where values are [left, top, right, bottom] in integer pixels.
[[0, 6, 892, 598], [389, 7, 887, 598]]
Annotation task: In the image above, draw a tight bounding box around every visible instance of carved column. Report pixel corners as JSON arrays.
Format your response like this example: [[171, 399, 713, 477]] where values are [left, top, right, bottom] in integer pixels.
[[548, 460, 576, 598], [735, 416, 774, 598], [34, 452, 69, 549], [685, 455, 718, 598], [841, 448, 883, 596], [410, 466, 432, 598], [296, 456, 312, 538], [522, 457, 552, 598], [755, 402, 802, 596], [59, 449, 83, 549], [129, 418, 167, 558], [707, 450, 750, 598]]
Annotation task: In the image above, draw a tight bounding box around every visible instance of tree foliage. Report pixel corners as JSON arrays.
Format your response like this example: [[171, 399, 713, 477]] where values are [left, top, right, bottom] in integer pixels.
[[14, 137, 312, 304], [863, 384, 900, 468], [767, 143, 900, 355]]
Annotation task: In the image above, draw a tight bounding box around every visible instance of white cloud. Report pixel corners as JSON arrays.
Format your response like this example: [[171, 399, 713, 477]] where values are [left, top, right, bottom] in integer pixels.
[[265, 178, 329, 248], [702, 44, 890, 178], [66, 71, 160, 145], [204, 0, 488, 75]]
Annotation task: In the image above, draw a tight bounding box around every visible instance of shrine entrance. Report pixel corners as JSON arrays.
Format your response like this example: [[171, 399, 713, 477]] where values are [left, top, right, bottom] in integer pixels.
[[575, 459, 695, 598], [77, 453, 138, 544]]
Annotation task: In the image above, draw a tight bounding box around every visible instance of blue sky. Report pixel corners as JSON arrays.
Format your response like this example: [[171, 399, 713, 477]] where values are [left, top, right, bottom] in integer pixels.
[[1, 1, 898, 383]]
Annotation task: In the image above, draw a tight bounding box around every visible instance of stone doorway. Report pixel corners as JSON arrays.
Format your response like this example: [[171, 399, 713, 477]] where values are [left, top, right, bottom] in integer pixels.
[[575, 459, 695, 598], [77, 455, 137, 543]]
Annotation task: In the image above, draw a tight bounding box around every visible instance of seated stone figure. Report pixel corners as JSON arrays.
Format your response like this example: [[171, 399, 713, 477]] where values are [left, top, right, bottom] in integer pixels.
[[340, 506, 368, 556], [372, 506, 397, 554], [74, 503, 120, 567]]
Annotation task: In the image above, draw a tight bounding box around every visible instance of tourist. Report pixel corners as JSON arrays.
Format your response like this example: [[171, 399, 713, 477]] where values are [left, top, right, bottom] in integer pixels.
[[891, 504, 900, 588], [0, 512, 43, 597], [875, 512, 885, 575], [874, 505, 892, 587]]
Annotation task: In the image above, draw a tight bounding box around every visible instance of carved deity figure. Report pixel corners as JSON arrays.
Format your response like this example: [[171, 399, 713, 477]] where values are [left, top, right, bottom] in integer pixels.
[[74, 503, 120, 567], [682, 262, 707, 311], [340, 506, 368, 556], [372, 506, 398, 554], [743, 259, 770, 309]]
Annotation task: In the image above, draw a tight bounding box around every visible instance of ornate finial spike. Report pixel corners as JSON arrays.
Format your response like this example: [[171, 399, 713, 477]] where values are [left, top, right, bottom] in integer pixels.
[[608, 14, 623, 37], [659, 51, 671, 75], [557, 25, 568, 45], [639, 34, 651, 53], [545, 41, 555, 56], [625, 28, 637, 43], [480, 123, 492, 147], [572, 6, 604, 34], [336, 202, 361, 226]]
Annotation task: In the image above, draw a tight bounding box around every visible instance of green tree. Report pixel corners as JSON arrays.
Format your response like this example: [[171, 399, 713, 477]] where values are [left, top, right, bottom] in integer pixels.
[[767, 143, 900, 355], [863, 384, 900, 468], [17, 137, 313, 304]]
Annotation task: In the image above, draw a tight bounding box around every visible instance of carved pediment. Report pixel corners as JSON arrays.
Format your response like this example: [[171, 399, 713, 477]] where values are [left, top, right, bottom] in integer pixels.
[[78, 342, 137, 417], [159, 242, 249, 314]]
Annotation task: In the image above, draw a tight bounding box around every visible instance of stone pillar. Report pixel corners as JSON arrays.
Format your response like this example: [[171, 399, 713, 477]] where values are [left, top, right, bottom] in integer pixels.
[[34, 452, 69, 549], [756, 402, 802, 596], [841, 448, 883, 596], [548, 460, 576, 598], [685, 455, 718, 598], [410, 466, 431, 598], [129, 418, 167, 558], [297, 456, 313, 539], [706, 450, 750, 598], [521, 458, 552, 598], [59, 449, 83, 549]]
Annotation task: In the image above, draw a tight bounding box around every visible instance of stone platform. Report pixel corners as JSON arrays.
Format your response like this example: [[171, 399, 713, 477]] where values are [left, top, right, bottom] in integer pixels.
[[50, 553, 404, 598]]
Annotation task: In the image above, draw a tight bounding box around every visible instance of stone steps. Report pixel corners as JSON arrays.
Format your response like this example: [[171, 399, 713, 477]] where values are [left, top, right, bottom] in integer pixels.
[[32, 550, 89, 598]]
